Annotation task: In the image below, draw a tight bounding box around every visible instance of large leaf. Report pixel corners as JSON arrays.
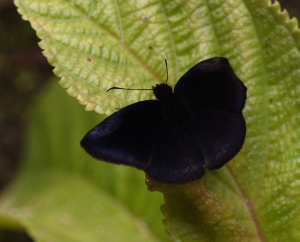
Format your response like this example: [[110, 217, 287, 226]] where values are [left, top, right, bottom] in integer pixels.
[[5, 0, 300, 241]]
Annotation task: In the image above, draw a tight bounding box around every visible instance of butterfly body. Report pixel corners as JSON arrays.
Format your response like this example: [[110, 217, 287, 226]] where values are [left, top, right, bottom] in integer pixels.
[[81, 57, 247, 184], [154, 90, 188, 127]]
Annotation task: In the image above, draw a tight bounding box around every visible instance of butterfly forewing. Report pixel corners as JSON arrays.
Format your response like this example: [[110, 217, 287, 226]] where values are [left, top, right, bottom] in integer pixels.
[[81, 100, 161, 169], [174, 57, 246, 112]]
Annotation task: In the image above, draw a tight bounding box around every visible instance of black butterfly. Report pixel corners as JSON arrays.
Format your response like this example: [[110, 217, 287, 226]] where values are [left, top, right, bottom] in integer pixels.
[[81, 57, 247, 184]]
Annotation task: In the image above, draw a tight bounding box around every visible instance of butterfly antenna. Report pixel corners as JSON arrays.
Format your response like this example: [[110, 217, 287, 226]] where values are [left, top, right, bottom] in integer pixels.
[[165, 59, 169, 84], [106, 87, 152, 93]]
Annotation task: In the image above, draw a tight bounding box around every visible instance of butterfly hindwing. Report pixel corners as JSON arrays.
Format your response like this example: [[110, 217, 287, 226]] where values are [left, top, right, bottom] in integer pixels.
[[144, 107, 245, 184], [145, 119, 206, 184], [188, 107, 246, 169], [81, 100, 162, 169], [174, 57, 247, 112]]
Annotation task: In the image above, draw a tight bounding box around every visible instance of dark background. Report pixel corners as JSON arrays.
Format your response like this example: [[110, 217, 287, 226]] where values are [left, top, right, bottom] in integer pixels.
[[0, 0, 299, 241]]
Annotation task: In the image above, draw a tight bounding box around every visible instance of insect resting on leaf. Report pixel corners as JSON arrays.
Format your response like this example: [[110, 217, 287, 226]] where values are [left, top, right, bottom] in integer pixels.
[[81, 57, 247, 184]]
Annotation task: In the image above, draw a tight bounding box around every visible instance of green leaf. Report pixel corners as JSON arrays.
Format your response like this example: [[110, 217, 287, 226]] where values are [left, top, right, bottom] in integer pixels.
[[0, 171, 159, 242], [0, 82, 166, 242], [10, 0, 300, 241]]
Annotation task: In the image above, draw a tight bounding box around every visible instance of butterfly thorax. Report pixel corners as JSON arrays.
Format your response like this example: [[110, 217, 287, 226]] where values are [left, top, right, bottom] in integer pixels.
[[152, 84, 190, 126], [153, 83, 173, 101]]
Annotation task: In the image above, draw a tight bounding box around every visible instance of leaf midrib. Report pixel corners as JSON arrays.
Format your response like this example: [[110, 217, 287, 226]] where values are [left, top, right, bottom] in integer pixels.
[[226, 166, 265, 242]]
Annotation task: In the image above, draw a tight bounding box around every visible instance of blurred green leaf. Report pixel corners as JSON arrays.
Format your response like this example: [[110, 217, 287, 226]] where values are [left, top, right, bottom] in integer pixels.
[[3, 0, 300, 241], [0, 83, 166, 242]]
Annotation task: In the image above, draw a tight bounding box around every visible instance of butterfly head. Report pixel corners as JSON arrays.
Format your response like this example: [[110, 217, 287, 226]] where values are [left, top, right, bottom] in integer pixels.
[[153, 83, 173, 101]]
